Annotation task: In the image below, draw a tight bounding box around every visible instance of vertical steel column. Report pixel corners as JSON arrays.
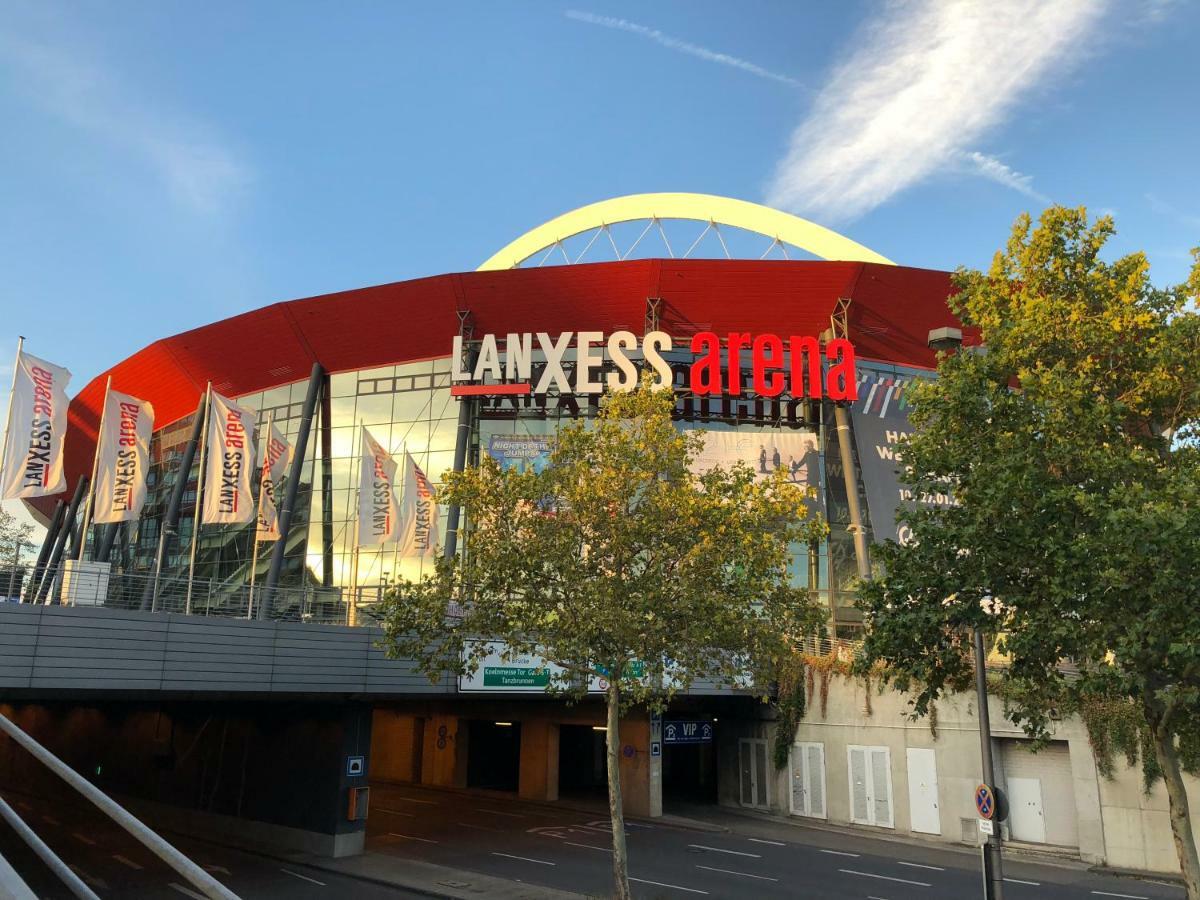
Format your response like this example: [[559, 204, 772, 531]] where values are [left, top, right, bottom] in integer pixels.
[[95, 523, 118, 563], [35, 476, 87, 603], [320, 372, 334, 587], [832, 402, 871, 581], [262, 362, 324, 609], [142, 393, 207, 610], [443, 320, 476, 561], [25, 500, 64, 602]]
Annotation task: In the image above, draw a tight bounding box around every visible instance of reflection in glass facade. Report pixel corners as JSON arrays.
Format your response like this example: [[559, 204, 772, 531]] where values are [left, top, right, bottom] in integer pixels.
[[106, 349, 918, 636]]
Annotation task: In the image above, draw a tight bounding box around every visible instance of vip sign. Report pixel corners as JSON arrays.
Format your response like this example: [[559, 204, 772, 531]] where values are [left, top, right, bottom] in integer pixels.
[[450, 331, 858, 401]]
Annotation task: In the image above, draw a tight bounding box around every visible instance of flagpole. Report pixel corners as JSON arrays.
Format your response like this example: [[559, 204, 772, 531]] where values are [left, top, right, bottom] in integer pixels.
[[246, 411, 272, 619], [76, 375, 112, 562], [185, 382, 212, 615], [0, 337, 25, 505], [390, 441, 403, 588], [349, 422, 364, 626]]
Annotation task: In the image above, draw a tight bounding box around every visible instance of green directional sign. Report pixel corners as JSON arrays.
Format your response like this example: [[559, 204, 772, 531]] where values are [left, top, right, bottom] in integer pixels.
[[482, 666, 551, 688]]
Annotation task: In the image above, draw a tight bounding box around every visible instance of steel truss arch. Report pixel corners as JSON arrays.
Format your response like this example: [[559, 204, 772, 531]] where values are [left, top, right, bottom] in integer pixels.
[[477, 192, 894, 270]]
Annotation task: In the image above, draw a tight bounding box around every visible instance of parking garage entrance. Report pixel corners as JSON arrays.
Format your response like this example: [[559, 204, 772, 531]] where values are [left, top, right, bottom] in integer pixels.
[[662, 719, 718, 805], [466, 720, 521, 792], [558, 724, 608, 800]]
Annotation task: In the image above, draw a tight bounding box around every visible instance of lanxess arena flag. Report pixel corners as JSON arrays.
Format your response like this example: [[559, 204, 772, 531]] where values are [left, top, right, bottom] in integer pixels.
[[202, 392, 258, 525], [397, 450, 439, 560], [358, 427, 402, 545], [1, 350, 71, 499], [93, 390, 154, 524], [255, 421, 291, 541]]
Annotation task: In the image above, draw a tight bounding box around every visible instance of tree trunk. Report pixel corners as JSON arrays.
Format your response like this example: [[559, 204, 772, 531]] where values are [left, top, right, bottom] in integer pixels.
[[1148, 709, 1200, 900], [605, 681, 632, 900]]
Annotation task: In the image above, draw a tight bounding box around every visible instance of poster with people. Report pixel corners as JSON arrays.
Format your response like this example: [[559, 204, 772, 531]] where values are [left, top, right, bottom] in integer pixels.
[[486, 434, 553, 474], [690, 430, 823, 517]]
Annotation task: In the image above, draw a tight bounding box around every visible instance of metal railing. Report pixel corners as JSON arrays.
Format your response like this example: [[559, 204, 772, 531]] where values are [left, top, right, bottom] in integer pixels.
[[5, 567, 395, 627]]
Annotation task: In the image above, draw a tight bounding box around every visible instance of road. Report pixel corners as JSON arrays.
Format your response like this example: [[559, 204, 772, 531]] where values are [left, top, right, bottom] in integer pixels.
[[365, 782, 1185, 900], [0, 783, 418, 899]]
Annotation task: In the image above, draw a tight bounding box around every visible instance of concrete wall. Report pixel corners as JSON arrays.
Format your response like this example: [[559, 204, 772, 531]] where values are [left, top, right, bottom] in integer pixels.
[[751, 675, 1200, 876]]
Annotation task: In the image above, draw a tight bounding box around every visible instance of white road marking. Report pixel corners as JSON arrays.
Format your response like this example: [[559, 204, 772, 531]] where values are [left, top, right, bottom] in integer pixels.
[[748, 837, 786, 846], [1091, 893, 1149, 899], [388, 832, 439, 843], [1005, 877, 1041, 886], [457, 822, 503, 832], [819, 848, 860, 858], [695, 864, 779, 882], [374, 807, 416, 817], [113, 854, 144, 870], [565, 841, 611, 852], [72, 832, 97, 846], [68, 865, 107, 890], [280, 867, 327, 886], [625, 821, 654, 829], [838, 868, 932, 888], [202, 864, 231, 875], [394, 796, 437, 804], [687, 843, 761, 858], [42, 815, 60, 826], [898, 860, 945, 871], [474, 807, 526, 818], [630, 876, 708, 895], [492, 852, 555, 866], [169, 884, 207, 900]]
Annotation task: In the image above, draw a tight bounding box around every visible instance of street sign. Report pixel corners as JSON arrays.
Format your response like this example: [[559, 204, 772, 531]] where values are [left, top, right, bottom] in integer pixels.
[[975, 783, 996, 820], [346, 755, 365, 777], [650, 741, 662, 758], [663, 720, 714, 745], [978, 818, 995, 836]]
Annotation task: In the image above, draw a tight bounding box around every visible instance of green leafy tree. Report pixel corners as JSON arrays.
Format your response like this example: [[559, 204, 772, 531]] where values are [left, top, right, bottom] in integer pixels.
[[856, 208, 1200, 894], [379, 380, 826, 899], [0, 504, 34, 598]]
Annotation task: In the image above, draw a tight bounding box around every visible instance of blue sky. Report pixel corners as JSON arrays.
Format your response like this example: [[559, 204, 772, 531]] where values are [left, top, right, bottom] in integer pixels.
[[2, 0, 1198, 530]]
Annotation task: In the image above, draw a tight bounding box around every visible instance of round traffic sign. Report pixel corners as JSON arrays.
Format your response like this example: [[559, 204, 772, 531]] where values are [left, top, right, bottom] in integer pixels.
[[975, 783, 995, 820]]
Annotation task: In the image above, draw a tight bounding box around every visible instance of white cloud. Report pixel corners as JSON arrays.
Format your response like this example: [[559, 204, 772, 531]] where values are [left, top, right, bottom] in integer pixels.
[[565, 10, 802, 88], [766, 1, 1107, 222], [1146, 193, 1200, 230], [0, 29, 250, 215], [961, 151, 1049, 204]]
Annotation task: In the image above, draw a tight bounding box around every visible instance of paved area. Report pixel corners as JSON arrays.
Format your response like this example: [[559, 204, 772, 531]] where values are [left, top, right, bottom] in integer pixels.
[[361, 782, 1186, 900]]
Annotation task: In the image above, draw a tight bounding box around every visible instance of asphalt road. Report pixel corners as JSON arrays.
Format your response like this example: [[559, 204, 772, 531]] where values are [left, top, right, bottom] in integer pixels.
[[364, 782, 1186, 900], [0, 784, 418, 899]]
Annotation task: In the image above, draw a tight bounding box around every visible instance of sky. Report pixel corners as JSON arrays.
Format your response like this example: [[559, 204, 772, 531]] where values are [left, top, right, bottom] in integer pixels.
[[1, 0, 1198, 534]]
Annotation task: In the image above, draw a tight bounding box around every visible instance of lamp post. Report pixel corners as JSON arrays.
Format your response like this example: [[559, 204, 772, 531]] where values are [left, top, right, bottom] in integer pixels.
[[928, 327, 1004, 900]]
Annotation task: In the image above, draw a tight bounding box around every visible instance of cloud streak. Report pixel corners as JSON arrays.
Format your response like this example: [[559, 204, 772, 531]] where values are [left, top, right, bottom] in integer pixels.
[[962, 151, 1049, 203], [0, 28, 249, 215], [766, 1, 1107, 221], [566, 10, 802, 88]]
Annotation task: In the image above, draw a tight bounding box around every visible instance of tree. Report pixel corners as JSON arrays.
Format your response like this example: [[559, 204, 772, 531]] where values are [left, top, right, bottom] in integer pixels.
[[856, 207, 1200, 894], [0, 504, 34, 599], [379, 379, 826, 899]]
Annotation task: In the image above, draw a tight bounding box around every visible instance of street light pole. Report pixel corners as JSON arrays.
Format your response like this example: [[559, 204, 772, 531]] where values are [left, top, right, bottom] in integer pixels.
[[975, 627, 1004, 899]]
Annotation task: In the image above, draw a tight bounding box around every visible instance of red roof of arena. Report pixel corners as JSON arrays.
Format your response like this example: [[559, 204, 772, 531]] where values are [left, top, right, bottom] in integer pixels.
[[36, 259, 962, 520]]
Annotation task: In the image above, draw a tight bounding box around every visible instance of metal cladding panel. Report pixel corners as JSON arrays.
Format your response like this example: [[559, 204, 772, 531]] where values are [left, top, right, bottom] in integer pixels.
[[39, 259, 961, 520]]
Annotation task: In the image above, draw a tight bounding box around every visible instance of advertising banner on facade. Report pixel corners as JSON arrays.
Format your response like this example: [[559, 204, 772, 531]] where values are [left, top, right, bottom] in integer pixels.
[[486, 434, 553, 473], [850, 370, 954, 544], [397, 450, 438, 559], [690, 430, 823, 516], [255, 420, 291, 540], [358, 427, 402, 545], [93, 390, 154, 524], [202, 392, 258, 525], [1, 350, 71, 499]]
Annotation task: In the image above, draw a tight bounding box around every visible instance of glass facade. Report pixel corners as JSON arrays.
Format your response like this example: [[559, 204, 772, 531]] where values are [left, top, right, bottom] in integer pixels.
[[106, 347, 917, 632]]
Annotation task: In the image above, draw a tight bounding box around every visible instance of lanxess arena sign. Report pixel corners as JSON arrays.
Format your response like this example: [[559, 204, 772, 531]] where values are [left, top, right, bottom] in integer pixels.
[[450, 331, 858, 401]]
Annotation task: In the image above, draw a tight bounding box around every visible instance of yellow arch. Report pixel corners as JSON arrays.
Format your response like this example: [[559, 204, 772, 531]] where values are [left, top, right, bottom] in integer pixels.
[[477, 192, 894, 270]]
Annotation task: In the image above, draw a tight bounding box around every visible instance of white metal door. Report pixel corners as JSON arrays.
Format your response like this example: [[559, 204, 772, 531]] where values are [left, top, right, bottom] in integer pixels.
[[1007, 776, 1046, 843], [739, 739, 769, 809], [905, 748, 940, 835], [790, 742, 826, 818], [847, 745, 894, 828]]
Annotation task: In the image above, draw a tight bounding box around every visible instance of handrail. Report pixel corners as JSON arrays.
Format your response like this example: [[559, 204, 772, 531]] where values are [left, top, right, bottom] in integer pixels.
[[0, 795, 97, 900], [0, 714, 239, 900], [0, 845, 38, 900]]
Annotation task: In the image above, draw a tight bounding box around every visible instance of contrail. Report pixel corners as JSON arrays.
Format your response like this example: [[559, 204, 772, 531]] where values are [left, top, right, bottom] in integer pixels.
[[565, 10, 802, 88]]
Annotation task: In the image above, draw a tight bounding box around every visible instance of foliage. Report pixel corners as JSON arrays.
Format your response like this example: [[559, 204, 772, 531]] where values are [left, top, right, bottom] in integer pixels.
[[0, 505, 34, 570], [855, 207, 1200, 890], [773, 653, 807, 769]]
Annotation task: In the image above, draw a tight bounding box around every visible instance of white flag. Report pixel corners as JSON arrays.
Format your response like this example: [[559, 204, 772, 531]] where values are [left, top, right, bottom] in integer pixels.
[[202, 391, 257, 525], [397, 450, 439, 560], [1, 350, 71, 499], [358, 427, 401, 545], [256, 420, 291, 541], [93, 390, 154, 524]]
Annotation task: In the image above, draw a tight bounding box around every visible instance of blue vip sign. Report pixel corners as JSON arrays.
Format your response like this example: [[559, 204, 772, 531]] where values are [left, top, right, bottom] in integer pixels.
[[663, 720, 714, 745]]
